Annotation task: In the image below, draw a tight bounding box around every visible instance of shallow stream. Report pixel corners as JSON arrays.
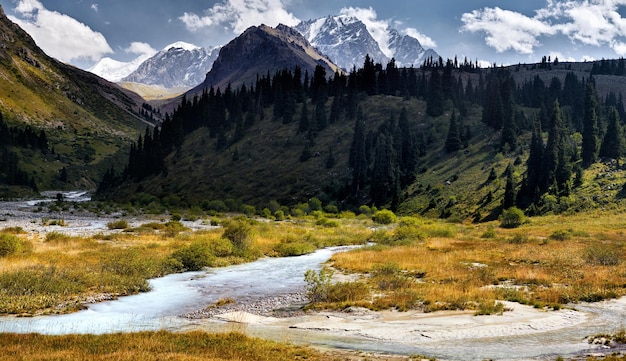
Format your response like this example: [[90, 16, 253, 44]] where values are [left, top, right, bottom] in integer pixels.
[[1, 194, 625, 360]]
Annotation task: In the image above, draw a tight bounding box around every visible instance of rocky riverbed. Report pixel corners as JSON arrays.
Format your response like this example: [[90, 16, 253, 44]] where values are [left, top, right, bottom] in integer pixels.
[[183, 291, 309, 319]]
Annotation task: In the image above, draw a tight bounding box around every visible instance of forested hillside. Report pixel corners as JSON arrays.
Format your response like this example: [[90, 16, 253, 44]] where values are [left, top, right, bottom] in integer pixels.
[[100, 56, 626, 220]]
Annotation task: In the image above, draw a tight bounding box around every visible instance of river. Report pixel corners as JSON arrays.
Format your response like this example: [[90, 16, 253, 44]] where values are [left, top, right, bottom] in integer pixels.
[[1, 193, 625, 360]]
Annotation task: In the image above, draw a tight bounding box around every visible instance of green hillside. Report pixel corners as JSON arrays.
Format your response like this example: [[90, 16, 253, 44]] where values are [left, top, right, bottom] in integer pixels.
[[0, 6, 147, 194], [98, 57, 626, 220]]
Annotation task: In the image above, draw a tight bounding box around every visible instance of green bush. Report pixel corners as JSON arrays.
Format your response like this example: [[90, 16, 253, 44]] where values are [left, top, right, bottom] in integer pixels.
[[315, 217, 339, 228], [107, 219, 129, 230], [274, 241, 316, 257], [172, 240, 215, 271], [500, 207, 526, 228], [549, 230, 571, 241], [394, 217, 426, 243], [304, 267, 334, 303], [0, 233, 22, 257], [372, 209, 397, 225], [222, 218, 254, 252]]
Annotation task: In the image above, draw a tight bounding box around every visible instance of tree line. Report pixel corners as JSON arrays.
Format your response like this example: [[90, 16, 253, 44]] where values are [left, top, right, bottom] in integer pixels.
[[102, 55, 626, 215]]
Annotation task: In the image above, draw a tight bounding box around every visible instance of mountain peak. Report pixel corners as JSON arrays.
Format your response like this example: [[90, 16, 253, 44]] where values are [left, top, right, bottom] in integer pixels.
[[190, 23, 340, 94], [163, 41, 201, 52], [295, 14, 439, 70]]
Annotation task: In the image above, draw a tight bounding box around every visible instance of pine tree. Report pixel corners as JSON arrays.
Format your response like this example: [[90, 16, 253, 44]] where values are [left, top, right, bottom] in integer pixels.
[[349, 108, 368, 194], [298, 100, 309, 133], [426, 69, 444, 117], [599, 106, 623, 160], [445, 110, 462, 153], [502, 164, 516, 209], [581, 83, 599, 167]]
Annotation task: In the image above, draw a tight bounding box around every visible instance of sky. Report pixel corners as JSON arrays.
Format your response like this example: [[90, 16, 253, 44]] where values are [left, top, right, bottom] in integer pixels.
[[2, 0, 626, 70]]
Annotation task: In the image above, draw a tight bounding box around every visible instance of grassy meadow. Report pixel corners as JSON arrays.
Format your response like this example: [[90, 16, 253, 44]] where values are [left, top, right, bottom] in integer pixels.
[[0, 331, 334, 361]]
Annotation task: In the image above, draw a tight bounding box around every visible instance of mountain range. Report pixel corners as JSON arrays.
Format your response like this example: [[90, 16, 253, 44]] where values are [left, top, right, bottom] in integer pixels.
[[90, 15, 439, 92], [295, 15, 438, 71]]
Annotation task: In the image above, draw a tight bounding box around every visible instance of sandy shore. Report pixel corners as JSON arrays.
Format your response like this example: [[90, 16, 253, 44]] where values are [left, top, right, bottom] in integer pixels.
[[212, 301, 587, 342]]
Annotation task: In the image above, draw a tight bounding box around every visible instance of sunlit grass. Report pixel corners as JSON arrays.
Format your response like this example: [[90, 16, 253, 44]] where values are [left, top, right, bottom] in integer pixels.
[[0, 331, 330, 361], [0, 216, 370, 315], [329, 211, 626, 312]]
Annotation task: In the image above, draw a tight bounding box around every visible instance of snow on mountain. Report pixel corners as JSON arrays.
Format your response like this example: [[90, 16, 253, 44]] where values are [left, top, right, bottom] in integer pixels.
[[122, 43, 220, 89], [296, 15, 439, 71], [88, 52, 153, 83], [162, 41, 201, 52], [387, 29, 439, 68], [296, 15, 386, 71]]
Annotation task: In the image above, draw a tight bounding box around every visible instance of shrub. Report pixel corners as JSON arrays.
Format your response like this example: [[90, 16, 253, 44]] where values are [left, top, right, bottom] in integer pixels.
[[393, 217, 425, 243], [222, 218, 254, 252], [500, 207, 526, 228], [274, 210, 285, 221], [481, 225, 497, 239], [45, 231, 70, 243], [0, 233, 22, 257], [372, 209, 397, 225], [315, 217, 339, 228], [274, 241, 316, 257], [304, 267, 334, 302], [172, 240, 215, 271], [209, 237, 234, 257], [107, 219, 129, 230], [328, 281, 370, 302], [549, 230, 570, 241], [324, 205, 339, 214]]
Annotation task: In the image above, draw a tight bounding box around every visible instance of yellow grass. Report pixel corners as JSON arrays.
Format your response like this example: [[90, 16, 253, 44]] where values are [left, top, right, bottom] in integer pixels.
[[0, 331, 332, 361], [330, 211, 626, 311], [0, 216, 370, 315]]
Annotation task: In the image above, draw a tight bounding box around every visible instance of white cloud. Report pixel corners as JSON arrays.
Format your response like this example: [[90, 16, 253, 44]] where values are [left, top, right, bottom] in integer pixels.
[[9, 0, 112, 63], [461, 7, 556, 54], [91, 4, 98, 13], [340, 7, 393, 57], [124, 42, 156, 57], [404, 28, 437, 48], [462, 0, 626, 57], [180, 0, 299, 35]]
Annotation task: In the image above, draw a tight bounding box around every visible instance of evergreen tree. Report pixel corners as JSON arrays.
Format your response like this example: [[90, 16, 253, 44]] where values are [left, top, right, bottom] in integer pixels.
[[426, 69, 444, 117], [543, 100, 564, 192], [370, 134, 399, 207], [349, 108, 368, 194], [599, 106, 623, 160], [502, 164, 516, 209], [445, 110, 462, 153], [298, 100, 309, 133], [581, 83, 599, 167], [518, 118, 544, 208]]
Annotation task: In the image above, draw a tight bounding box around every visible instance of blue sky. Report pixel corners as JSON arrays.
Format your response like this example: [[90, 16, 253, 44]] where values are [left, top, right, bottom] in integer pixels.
[[2, 0, 626, 69]]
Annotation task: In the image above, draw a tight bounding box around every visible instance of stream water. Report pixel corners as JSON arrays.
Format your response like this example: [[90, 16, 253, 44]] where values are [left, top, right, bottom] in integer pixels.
[[0, 244, 624, 360], [1, 193, 625, 360]]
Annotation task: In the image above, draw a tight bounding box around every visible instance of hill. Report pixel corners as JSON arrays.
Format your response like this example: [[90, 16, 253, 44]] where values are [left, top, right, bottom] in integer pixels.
[[100, 56, 626, 220], [0, 6, 147, 193]]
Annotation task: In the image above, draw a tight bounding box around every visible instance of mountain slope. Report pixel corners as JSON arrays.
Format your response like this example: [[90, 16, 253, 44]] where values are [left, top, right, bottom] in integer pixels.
[[0, 5, 146, 190], [192, 24, 342, 93], [122, 42, 220, 89]]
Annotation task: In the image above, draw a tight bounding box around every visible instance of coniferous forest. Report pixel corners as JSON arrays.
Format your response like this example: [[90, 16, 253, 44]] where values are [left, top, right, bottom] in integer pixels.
[[98, 56, 626, 220]]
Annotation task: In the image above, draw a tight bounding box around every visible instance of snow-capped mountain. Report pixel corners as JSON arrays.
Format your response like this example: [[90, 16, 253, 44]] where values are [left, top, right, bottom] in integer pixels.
[[122, 42, 220, 89], [88, 53, 154, 83], [296, 15, 438, 71], [295, 16, 386, 71], [387, 29, 439, 68]]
